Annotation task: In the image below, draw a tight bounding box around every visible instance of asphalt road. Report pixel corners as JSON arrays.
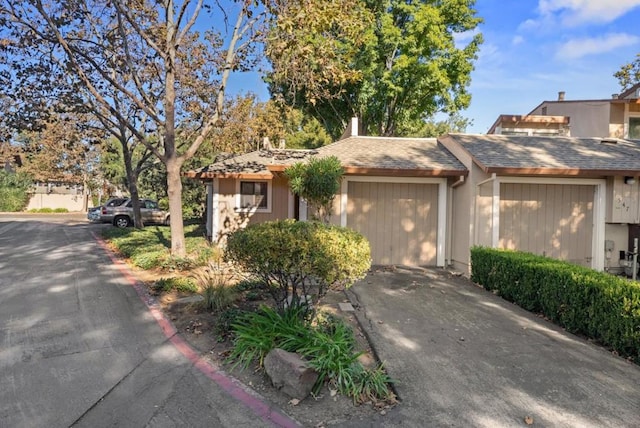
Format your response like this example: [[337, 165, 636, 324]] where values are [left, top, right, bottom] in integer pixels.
[[0, 214, 295, 428]]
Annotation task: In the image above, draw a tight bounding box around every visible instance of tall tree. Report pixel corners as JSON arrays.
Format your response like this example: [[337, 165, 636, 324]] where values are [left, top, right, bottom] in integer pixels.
[[615, 53, 640, 92], [268, 0, 483, 138], [213, 95, 332, 152], [15, 111, 100, 185], [1, 0, 267, 256]]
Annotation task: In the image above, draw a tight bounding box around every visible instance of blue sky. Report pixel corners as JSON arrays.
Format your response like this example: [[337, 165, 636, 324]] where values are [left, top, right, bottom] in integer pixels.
[[226, 0, 640, 135], [465, 0, 640, 133]]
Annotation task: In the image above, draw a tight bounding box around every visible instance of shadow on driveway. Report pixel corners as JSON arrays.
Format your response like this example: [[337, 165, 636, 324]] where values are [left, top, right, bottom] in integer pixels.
[[346, 267, 640, 428]]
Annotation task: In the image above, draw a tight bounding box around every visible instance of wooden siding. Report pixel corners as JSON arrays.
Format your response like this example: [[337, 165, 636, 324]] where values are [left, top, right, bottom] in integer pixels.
[[216, 176, 290, 242], [347, 182, 438, 266], [499, 183, 594, 266]]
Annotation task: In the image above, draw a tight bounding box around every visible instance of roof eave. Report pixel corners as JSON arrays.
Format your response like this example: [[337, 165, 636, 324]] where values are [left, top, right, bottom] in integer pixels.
[[183, 171, 273, 180], [343, 166, 468, 177], [484, 167, 640, 177]]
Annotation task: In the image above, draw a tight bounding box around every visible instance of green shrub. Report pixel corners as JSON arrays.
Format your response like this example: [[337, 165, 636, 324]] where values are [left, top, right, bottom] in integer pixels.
[[153, 276, 198, 293], [53, 207, 68, 213], [131, 250, 166, 270], [471, 247, 640, 363], [229, 305, 310, 369], [285, 156, 343, 222], [225, 220, 371, 316], [0, 170, 32, 212]]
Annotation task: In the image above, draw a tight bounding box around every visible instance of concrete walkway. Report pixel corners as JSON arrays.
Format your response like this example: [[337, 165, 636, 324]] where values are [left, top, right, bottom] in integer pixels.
[[346, 267, 640, 428]]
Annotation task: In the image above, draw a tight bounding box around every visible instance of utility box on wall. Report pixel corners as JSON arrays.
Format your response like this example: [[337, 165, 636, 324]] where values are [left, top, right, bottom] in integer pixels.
[[607, 176, 640, 223]]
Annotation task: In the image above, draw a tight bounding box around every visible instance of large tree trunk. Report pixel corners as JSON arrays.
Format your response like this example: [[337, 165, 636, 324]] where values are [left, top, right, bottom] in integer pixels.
[[121, 138, 143, 228], [166, 157, 185, 256]]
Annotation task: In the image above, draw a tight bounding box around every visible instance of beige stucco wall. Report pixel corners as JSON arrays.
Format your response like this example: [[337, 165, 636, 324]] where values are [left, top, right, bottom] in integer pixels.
[[26, 193, 87, 211], [604, 223, 629, 271], [531, 101, 611, 137], [609, 104, 625, 138]]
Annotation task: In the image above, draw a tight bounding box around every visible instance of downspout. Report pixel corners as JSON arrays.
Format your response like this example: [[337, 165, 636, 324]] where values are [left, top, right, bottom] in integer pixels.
[[447, 176, 465, 266]]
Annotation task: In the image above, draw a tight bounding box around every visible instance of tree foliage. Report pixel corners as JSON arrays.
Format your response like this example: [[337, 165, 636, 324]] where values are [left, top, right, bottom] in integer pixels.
[[225, 220, 371, 316], [0, 169, 33, 211], [268, 0, 483, 138], [1, 0, 268, 255], [13, 112, 100, 184], [615, 53, 640, 92], [285, 156, 344, 223], [212, 95, 332, 153]]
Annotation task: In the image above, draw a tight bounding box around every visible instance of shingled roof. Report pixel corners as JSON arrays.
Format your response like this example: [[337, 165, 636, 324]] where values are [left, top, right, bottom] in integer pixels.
[[314, 136, 467, 177], [186, 136, 467, 179], [440, 133, 640, 176], [184, 149, 317, 179]]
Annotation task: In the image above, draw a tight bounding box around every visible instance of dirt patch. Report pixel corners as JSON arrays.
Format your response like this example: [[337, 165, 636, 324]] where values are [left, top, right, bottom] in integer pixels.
[[130, 265, 396, 427]]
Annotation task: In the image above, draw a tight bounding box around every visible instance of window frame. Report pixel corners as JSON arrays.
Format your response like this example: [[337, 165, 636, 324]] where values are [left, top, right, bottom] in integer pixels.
[[629, 115, 640, 139], [235, 179, 272, 213]]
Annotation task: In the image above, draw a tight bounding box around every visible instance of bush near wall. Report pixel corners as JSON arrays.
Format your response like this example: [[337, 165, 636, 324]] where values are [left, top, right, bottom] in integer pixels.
[[470, 247, 640, 363], [225, 220, 371, 315], [0, 170, 32, 212]]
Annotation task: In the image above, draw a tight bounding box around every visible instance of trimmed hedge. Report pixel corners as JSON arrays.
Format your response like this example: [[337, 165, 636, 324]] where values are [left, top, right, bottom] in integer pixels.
[[471, 247, 640, 363]]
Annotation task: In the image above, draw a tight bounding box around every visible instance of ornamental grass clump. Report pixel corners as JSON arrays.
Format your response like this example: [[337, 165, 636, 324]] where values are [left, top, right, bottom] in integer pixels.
[[192, 261, 238, 312], [228, 306, 396, 404]]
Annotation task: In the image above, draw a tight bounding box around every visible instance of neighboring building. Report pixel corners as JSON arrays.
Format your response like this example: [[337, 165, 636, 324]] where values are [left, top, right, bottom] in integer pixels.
[[26, 181, 87, 212], [487, 114, 570, 136], [187, 119, 640, 275], [524, 85, 640, 139]]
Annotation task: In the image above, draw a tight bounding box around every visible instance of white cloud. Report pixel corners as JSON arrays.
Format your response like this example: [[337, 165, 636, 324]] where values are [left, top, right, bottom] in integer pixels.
[[555, 33, 640, 59], [512, 35, 525, 46], [538, 0, 640, 26]]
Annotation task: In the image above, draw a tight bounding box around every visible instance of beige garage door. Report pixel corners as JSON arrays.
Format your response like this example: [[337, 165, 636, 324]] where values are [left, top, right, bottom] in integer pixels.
[[500, 183, 594, 266], [347, 181, 439, 266]]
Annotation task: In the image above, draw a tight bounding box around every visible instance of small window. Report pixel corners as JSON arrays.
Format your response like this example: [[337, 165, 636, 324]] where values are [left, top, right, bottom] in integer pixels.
[[629, 117, 640, 139], [239, 181, 268, 210]]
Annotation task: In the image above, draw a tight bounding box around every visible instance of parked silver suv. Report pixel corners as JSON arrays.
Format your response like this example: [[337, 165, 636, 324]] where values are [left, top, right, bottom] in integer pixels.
[[111, 199, 170, 228], [98, 197, 129, 223]]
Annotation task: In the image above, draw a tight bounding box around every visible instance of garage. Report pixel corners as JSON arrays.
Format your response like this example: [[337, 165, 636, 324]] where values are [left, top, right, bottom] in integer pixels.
[[499, 183, 594, 267], [346, 181, 440, 266]]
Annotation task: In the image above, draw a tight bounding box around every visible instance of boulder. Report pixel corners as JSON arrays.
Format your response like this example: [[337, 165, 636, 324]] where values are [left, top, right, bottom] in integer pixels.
[[264, 348, 318, 399]]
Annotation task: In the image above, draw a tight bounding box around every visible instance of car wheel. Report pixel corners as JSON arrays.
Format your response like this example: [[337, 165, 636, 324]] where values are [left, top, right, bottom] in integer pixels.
[[114, 216, 131, 228], [164, 215, 170, 226]]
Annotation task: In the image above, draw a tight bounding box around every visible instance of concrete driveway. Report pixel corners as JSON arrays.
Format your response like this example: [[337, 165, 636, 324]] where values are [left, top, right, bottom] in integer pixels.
[[346, 267, 640, 427]]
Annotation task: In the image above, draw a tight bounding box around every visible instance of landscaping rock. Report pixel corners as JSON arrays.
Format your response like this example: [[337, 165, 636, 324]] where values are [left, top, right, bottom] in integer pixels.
[[264, 348, 318, 400]]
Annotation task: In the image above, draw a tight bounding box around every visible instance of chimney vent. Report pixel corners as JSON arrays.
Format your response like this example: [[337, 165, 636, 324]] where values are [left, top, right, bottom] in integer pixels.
[[612, 93, 619, 99], [558, 91, 565, 101]]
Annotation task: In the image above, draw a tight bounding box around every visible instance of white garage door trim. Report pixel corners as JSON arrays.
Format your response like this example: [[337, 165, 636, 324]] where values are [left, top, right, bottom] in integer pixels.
[[490, 176, 606, 271], [339, 176, 448, 267]]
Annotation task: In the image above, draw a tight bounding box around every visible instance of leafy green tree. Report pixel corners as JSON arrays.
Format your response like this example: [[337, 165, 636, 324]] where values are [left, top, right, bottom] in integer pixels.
[[268, 0, 483, 138], [285, 156, 343, 223], [402, 112, 471, 137], [615, 53, 640, 91], [0, 169, 33, 211]]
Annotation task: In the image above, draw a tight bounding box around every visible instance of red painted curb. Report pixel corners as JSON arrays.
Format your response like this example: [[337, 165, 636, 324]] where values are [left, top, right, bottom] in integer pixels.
[[93, 233, 299, 428]]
